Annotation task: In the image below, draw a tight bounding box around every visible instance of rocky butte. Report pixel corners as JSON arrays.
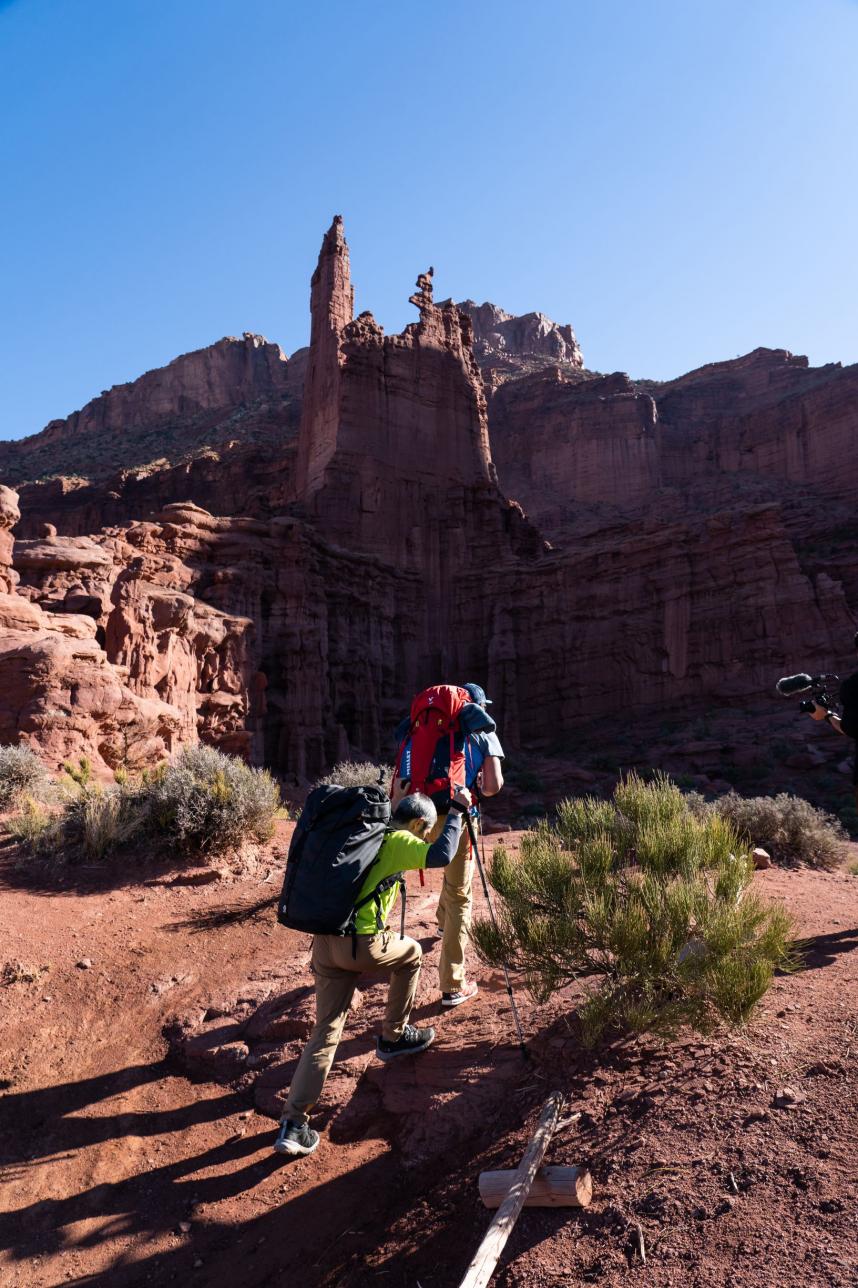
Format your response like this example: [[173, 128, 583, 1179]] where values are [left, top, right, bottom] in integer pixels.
[[2, 216, 858, 779]]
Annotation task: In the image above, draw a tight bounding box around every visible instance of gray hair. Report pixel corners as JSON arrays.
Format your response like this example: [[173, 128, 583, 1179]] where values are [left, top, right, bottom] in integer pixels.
[[391, 792, 437, 831]]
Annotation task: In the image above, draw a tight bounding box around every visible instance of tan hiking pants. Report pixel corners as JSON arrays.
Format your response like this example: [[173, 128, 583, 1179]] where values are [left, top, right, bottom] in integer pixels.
[[281, 929, 422, 1125], [429, 812, 476, 994]]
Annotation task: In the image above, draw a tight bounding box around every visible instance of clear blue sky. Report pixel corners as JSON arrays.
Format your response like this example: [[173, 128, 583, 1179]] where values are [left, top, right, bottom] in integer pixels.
[[2, 0, 857, 440]]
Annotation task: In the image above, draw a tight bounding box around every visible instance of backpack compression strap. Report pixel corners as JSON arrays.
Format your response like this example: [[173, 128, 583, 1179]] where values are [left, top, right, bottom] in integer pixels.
[[348, 872, 407, 957]]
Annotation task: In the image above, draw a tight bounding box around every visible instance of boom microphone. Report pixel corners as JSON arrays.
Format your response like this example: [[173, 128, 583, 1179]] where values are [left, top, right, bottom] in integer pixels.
[[776, 673, 814, 697]]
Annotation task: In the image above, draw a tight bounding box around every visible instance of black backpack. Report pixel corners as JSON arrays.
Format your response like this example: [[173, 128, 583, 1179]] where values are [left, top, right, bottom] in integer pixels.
[[277, 783, 394, 936]]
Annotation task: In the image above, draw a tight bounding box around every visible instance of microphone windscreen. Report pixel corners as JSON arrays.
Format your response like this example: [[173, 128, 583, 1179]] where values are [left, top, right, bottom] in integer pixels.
[[776, 673, 813, 696]]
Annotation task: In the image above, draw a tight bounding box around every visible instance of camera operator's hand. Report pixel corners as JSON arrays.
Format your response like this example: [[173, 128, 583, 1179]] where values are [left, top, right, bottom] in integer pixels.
[[450, 787, 472, 813], [809, 701, 830, 721]]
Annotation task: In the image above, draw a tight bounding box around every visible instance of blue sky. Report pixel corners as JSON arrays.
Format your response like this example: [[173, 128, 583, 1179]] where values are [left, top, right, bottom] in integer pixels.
[[1, 0, 857, 440]]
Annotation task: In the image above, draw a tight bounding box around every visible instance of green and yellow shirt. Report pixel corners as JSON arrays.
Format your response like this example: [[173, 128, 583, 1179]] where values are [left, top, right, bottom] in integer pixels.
[[353, 814, 462, 935]]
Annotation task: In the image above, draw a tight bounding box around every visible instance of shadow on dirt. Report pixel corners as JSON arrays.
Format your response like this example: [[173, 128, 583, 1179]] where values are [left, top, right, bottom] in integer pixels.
[[0, 1039, 558, 1288], [164, 894, 279, 934], [0, 1060, 242, 1169], [790, 926, 858, 971], [0, 843, 231, 898]]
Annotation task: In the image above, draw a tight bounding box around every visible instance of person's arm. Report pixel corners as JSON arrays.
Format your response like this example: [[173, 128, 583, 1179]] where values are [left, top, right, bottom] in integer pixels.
[[391, 776, 410, 808], [424, 788, 472, 868], [809, 702, 846, 734], [386, 790, 472, 872], [480, 755, 504, 796]]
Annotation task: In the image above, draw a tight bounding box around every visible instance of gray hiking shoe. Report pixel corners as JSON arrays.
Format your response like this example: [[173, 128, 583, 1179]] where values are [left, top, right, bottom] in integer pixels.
[[442, 980, 479, 1008], [376, 1023, 435, 1062], [274, 1119, 320, 1157]]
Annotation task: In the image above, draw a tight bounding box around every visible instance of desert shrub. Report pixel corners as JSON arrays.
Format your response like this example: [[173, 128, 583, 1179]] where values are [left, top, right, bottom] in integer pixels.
[[683, 790, 710, 821], [712, 791, 848, 870], [62, 786, 148, 860], [0, 746, 48, 808], [6, 795, 60, 852], [149, 745, 280, 852], [314, 760, 393, 789], [472, 771, 792, 1045], [62, 757, 92, 790]]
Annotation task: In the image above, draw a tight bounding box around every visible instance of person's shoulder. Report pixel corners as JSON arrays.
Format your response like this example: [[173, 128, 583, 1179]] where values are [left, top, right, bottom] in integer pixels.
[[383, 828, 427, 864], [475, 730, 504, 758]]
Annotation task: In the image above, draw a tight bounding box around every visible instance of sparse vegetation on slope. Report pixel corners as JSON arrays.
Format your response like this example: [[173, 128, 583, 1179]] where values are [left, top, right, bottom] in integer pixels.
[[3, 745, 281, 862], [688, 790, 849, 870], [149, 745, 281, 851], [313, 760, 393, 789], [0, 745, 47, 808]]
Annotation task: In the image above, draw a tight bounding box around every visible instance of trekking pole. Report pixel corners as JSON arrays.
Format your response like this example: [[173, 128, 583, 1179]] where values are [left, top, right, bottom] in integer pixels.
[[463, 810, 529, 1061]]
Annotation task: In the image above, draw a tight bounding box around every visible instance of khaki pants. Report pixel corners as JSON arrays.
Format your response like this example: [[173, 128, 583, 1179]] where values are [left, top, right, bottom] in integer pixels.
[[281, 930, 422, 1125], [430, 813, 476, 993]]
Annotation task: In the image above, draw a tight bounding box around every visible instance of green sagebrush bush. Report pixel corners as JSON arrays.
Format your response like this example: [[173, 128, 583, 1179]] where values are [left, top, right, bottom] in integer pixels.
[[698, 791, 848, 870], [0, 745, 48, 808], [149, 745, 281, 852], [471, 772, 792, 1045], [314, 760, 394, 789], [9, 746, 281, 861]]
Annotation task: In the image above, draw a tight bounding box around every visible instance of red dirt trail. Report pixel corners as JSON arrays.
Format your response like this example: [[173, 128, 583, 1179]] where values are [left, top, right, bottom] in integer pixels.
[[0, 823, 856, 1288]]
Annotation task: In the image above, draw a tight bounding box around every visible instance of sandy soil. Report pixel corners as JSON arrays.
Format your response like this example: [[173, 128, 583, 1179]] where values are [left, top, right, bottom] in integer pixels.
[[0, 823, 855, 1288]]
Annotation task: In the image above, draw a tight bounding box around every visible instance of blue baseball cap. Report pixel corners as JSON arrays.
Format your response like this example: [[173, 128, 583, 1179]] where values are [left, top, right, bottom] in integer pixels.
[[463, 682, 492, 706]]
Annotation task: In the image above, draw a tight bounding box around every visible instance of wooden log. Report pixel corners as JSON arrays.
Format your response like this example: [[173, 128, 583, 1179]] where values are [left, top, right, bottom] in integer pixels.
[[458, 1092, 563, 1288], [478, 1164, 592, 1209]]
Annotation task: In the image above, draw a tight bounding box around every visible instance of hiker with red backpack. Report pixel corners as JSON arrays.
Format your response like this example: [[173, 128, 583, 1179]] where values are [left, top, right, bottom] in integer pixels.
[[392, 682, 505, 1008], [273, 782, 472, 1158]]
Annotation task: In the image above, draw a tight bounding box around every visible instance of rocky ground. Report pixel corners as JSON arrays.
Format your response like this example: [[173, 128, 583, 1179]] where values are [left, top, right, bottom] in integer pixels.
[[0, 821, 855, 1288]]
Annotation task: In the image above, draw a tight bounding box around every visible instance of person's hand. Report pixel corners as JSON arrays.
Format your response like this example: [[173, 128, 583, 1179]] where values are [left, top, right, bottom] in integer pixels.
[[809, 701, 829, 721], [451, 787, 472, 813]]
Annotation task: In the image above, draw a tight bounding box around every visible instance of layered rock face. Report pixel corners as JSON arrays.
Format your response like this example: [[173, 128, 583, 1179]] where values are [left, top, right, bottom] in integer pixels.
[[3, 217, 858, 781], [487, 347, 858, 534], [0, 488, 183, 773], [1, 334, 304, 539], [457, 299, 583, 368], [295, 226, 501, 565], [13, 431, 299, 541], [488, 368, 659, 521], [3, 493, 257, 772], [655, 348, 858, 496]]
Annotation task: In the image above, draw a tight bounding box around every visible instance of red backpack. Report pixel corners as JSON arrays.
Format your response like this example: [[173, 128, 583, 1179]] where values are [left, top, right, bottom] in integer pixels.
[[393, 683, 471, 804]]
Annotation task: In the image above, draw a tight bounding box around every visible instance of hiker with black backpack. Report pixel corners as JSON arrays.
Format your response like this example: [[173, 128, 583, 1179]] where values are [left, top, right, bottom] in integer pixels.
[[393, 682, 504, 1009], [274, 783, 472, 1158]]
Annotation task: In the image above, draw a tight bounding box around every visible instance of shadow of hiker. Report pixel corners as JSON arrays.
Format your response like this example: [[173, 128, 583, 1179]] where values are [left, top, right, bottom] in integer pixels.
[[55, 1048, 551, 1288], [165, 894, 279, 934], [788, 926, 858, 971], [59, 1149, 403, 1288], [0, 1060, 246, 1173], [0, 1124, 287, 1267], [0, 1061, 169, 1153]]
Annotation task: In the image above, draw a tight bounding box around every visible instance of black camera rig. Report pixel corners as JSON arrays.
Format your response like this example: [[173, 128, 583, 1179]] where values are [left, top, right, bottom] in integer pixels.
[[775, 671, 840, 714]]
